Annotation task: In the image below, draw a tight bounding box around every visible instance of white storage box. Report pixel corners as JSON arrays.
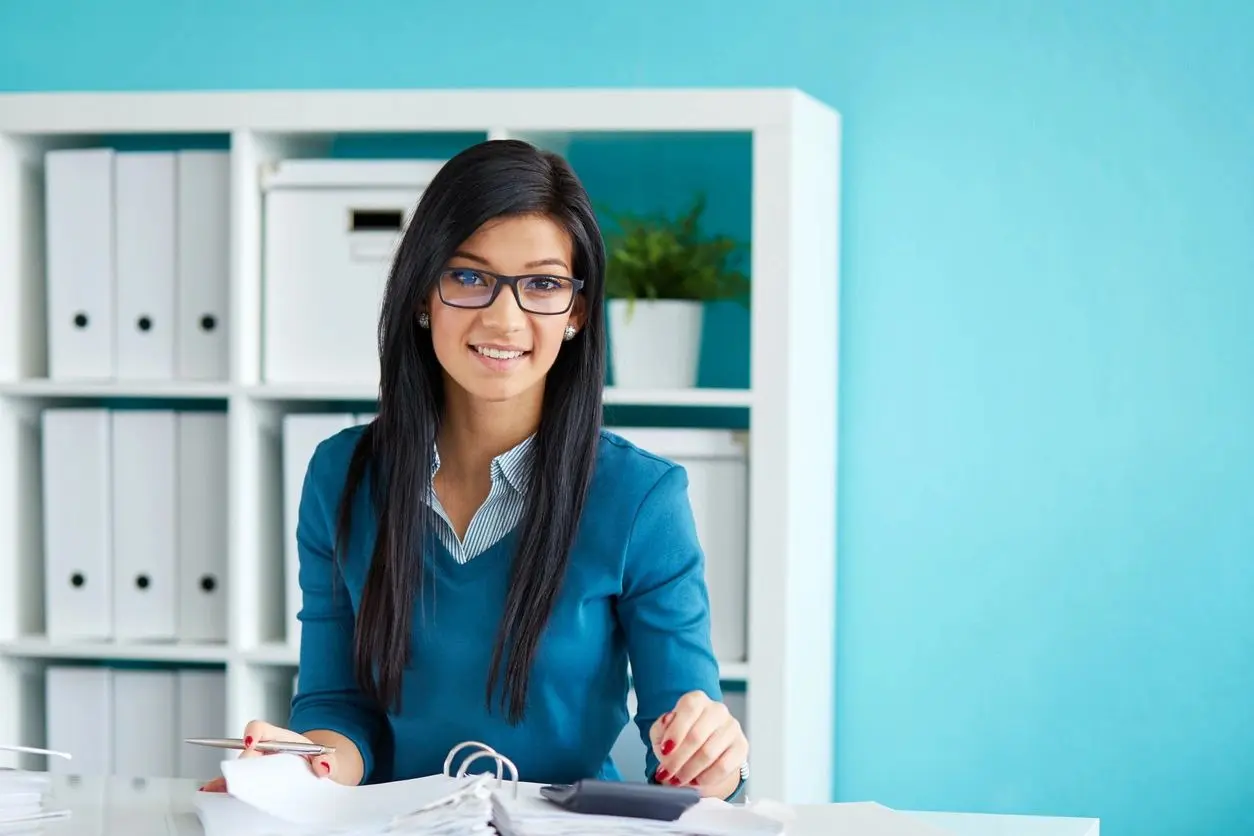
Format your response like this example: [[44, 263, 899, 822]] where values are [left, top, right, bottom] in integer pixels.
[[261, 159, 448, 386], [607, 427, 749, 663]]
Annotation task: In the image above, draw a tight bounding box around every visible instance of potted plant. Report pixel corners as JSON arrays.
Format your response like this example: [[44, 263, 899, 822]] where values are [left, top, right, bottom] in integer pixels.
[[602, 194, 749, 389]]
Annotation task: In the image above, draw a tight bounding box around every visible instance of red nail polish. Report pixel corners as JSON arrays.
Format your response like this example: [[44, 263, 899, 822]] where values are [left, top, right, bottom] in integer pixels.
[[320, 760, 330, 772], [656, 769, 669, 782], [691, 778, 699, 785], [661, 740, 675, 756], [244, 736, 253, 747], [668, 777, 680, 785]]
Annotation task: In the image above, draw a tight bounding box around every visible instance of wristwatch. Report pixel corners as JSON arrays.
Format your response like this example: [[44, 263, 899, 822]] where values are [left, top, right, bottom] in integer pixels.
[[726, 761, 749, 802]]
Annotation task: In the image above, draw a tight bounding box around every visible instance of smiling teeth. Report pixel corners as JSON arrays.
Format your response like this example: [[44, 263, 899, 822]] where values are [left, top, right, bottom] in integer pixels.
[[475, 346, 525, 360]]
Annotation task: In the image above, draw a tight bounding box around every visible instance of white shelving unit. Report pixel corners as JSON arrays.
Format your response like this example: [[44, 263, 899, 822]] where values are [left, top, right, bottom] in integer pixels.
[[0, 88, 840, 803]]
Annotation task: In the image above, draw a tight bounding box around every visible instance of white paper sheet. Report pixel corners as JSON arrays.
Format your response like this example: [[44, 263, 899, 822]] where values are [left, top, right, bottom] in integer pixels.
[[209, 753, 496, 833]]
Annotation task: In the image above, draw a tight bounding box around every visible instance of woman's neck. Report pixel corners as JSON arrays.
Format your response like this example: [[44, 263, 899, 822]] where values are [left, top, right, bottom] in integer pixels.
[[437, 384, 542, 484]]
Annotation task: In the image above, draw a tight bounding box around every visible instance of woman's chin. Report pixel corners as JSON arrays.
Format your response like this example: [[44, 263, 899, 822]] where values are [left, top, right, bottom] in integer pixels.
[[455, 372, 545, 405]]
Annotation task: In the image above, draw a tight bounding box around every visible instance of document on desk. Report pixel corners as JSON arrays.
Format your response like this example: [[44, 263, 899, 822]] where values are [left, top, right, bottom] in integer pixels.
[[199, 753, 495, 834]]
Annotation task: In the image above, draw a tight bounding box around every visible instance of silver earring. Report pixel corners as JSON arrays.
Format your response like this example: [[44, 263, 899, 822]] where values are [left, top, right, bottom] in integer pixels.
[[418, 312, 430, 329], [563, 325, 577, 341]]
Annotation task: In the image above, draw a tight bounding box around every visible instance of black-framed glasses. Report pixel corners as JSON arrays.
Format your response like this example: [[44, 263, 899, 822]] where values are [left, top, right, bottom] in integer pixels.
[[437, 268, 584, 315]]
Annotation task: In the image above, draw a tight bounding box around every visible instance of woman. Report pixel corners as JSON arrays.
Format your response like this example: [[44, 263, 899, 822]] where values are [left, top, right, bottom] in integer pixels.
[[204, 139, 749, 800]]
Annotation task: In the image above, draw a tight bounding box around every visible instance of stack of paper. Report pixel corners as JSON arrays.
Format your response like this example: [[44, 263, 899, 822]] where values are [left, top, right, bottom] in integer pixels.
[[196, 753, 496, 835], [0, 744, 72, 832], [490, 790, 786, 836], [0, 771, 72, 832]]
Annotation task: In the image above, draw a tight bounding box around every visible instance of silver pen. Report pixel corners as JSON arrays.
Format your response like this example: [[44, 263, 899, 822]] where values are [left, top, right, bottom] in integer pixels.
[[184, 737, 336, 756]]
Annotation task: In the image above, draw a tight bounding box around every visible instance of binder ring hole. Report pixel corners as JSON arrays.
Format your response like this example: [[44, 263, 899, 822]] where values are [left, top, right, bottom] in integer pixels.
[[135, 574, 150, 590], [200, 574, 217, 593], [70, 572, 85, 588], [137, 315, 152, 332], [73, 312, 89, 328], [200, 314, 217, 332]]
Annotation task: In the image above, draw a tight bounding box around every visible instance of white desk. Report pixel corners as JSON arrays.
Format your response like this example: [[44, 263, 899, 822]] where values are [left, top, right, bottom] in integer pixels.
[[13, 774, 1099, 835], [788, 805, 1099, 836]]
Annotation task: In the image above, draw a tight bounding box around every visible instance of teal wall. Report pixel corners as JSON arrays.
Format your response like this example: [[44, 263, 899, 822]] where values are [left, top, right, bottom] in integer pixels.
[[4, 2, 1254, 834]]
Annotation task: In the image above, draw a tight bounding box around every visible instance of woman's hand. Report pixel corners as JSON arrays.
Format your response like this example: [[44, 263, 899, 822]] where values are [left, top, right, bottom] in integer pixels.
[[197, 720, 340, 793], [648, 691, 748, 799]]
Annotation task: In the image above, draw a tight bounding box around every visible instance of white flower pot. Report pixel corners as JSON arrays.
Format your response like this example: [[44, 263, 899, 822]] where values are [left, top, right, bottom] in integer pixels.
[[608, 298, 703, 389]]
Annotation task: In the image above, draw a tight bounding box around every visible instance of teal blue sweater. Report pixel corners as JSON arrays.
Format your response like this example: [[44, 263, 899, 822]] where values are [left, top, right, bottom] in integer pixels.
[[288, 426, 724, 786]]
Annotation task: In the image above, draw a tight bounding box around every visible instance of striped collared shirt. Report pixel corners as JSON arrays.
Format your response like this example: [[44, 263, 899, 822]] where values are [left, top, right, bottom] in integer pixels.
[[427, 435, 534, 563]]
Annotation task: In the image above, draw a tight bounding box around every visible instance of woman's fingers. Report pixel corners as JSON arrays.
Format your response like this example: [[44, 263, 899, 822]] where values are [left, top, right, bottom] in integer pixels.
[[198, 776, 227, 793], [238, 719, 313, 759], [310, 756, 335, 779], [683, 722, 746, 789]]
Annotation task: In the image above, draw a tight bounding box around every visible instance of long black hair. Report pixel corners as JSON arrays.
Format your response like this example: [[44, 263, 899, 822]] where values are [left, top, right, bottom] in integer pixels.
[[334, 139, 607, 725]]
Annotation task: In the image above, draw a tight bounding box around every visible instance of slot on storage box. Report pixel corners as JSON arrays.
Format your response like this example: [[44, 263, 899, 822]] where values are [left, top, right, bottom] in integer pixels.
[[348, 208, 404, 232]]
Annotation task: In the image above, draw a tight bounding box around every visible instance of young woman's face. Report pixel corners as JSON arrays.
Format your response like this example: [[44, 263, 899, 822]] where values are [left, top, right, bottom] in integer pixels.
[[425, 214, 585, 404]]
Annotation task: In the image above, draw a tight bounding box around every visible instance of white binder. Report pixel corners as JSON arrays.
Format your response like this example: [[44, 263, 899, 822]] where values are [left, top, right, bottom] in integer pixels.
[[176, 412, 229, 643], [44, 666, 112, 776], [112, 669, 177, 778], [176, 669, 227, 780], [41, 409, 113, 640], [282, 412, 354, 645], [111, 410, 178, 641], [176, 151, 230, 381], [44, 148, 115, 380], [114, 152, 177, 380]]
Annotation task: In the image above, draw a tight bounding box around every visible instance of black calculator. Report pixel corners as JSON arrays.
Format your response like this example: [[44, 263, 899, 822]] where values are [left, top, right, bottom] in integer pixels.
[[539, 779, 702, 821]]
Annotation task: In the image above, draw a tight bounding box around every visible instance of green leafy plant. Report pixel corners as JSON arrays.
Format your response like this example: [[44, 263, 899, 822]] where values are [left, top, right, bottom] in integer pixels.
[[602, 193, 750, 309]]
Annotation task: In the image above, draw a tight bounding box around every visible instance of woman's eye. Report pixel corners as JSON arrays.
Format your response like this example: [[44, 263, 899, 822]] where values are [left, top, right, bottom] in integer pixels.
[[524, 277, 561, 292], [451, 270, 486, 286]]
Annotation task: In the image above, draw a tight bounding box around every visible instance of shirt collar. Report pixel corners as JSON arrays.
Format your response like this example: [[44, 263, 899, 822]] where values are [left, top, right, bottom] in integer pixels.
[[431, 434, 535, 494]]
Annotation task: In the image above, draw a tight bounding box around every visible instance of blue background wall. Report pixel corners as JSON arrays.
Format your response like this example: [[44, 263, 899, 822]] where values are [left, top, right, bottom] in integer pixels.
[[3, 2, 1253, 834]]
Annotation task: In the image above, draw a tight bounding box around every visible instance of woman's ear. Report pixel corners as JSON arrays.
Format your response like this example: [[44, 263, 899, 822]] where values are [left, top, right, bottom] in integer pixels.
[[567, 293, 587, 331]]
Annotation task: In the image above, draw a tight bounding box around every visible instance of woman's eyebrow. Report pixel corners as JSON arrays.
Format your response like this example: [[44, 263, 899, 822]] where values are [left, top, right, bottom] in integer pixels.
[[450, 251, 570, 271]]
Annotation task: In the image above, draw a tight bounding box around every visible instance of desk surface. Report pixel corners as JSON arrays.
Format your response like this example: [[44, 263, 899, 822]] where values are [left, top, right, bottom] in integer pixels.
[[12, 774, 1099, 835]]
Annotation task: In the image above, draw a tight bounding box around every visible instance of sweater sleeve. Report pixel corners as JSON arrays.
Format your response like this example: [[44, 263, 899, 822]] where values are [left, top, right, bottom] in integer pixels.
[[286, 440, 388, 783], [616, 464, 725, 785]]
